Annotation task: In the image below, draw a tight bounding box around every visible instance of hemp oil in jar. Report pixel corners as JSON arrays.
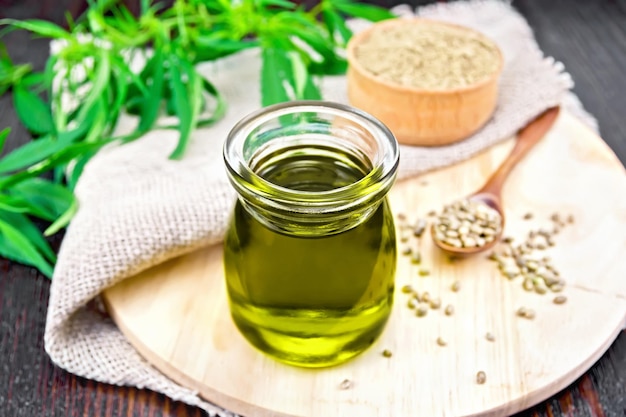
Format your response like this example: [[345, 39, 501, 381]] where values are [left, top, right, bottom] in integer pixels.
[[223, 102, 399, 367]]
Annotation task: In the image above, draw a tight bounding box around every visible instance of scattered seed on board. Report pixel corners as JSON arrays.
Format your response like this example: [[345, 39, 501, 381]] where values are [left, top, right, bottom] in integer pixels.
[[485, 332, 495, 342], [411, 251, 422, 264], [427, 210, 437, 217], [553, 295, 568, 304], [444, 304, 454, 316], [419, 268, 430, 277], [382, 349, 392, 358], [523, 278, 534, 291], [407, 298, 417, 309], [413, 220, 427, 238], [339, 379, 353, 390], [523, 212, 533, 220], [401, 285, 413, 294], [451, 280, 461, 292], [476, 371, 487, 384], [416, 304, 429, 317], [429, 298, 442, 309], [402, 246, 412, 256], [488, 215, 573, 295], [517, 307, 536, 319], [436, 337, 447, 347]]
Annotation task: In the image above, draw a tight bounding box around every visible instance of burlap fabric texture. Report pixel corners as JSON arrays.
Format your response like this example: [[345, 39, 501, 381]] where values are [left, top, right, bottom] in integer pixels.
[[44, 1, 596, 416]]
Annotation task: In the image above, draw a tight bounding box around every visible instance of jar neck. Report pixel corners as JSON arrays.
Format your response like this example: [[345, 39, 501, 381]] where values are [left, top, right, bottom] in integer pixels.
[[224, 101, 399, 236]]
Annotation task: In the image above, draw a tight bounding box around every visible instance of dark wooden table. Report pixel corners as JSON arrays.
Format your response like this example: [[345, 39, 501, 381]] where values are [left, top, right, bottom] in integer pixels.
[[1, 0, 625, 416]]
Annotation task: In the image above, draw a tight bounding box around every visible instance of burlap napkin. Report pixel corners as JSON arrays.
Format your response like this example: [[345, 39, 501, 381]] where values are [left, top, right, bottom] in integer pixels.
[[44, 1, 597, 416]]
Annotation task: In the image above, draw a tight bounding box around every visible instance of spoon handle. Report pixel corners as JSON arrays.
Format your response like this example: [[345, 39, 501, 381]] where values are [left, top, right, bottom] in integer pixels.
[[478, 107, 561, 196]]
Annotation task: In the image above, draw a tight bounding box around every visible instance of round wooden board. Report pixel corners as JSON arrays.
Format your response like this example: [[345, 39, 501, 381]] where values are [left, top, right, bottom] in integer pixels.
[[103, 111, 626, 417]]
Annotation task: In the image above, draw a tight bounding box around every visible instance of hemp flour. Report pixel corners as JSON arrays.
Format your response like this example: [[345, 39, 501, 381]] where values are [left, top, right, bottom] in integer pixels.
[[353, 21, 501, 90]]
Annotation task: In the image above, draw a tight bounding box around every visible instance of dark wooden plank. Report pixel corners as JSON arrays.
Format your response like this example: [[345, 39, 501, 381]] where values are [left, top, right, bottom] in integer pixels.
[[516, 0, 626, 165], [0, 1, 624, 417]]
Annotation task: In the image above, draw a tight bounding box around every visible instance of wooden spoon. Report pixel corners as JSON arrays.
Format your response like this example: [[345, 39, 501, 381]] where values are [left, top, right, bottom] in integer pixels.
[[431, 106, 561, 256]]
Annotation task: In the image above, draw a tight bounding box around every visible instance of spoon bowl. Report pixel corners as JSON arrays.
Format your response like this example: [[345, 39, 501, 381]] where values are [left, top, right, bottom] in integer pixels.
[[431, 107, 561, 256], [431, 192, 505, 256]]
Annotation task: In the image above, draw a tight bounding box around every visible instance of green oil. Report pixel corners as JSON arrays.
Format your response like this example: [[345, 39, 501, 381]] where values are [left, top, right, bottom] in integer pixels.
[[223, 144, 396, 367]]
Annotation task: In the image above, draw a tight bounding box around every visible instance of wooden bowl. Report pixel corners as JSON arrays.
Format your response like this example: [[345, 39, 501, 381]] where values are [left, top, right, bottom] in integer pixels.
[[346, 18, 504, 146]]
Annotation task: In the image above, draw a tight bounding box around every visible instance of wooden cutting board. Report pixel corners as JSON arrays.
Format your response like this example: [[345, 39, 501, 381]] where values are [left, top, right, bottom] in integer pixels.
[[103, 111, 626, 417]]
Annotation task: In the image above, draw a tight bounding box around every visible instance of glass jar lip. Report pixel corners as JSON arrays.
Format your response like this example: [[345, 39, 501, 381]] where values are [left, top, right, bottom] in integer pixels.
[[223, 100, 400, 203]]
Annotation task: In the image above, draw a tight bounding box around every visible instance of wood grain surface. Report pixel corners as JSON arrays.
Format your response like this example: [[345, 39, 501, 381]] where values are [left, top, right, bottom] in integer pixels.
[[1, 1, 625, 417], [102, 111, 626, 417]]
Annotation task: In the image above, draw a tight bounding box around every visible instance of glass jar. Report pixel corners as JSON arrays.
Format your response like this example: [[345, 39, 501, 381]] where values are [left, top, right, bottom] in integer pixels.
[[223, 101, 399, 367]]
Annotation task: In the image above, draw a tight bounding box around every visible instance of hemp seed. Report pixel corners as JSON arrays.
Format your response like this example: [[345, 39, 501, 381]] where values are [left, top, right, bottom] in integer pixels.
[[476, 371, 487, 384]]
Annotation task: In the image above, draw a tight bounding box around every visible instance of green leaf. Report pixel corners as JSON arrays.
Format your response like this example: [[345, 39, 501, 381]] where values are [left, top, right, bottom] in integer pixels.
[[45, 140, 112, 169], [0, 118, 91, 175], [111, 55, 148, 96], [0, 211, 56, 262], [301, 72, 322, 101], [136, 51, 165, 133], [330, 1, 395, 22], [0, 195, 30, 213], [255, 0, 296, 9], [309, 54, 347, 75], [44, 195, 78, 236], [75, 50, 111, 124], [43, 54, 58, 91], [0, 128, 10, 153], [197, 77, 227, 126], [0, 216, 54, 278], [194, 36, 259, 61], [0, 134, 72, 175], [140, 0, 151, 14], [20, 72, 45, 89], [167, 55, 202, 159], [58, 113, 97, 144], [322, 8, 352, 46], [160, 75, 227, 129], [0, 139, 113, 189], [0, 19, 72, 40], [0, 46, 32, 93], [10, 177, 75, 222], [83, 96, 108, 142], [290, 52, 308, 99], [66, 142, 102, 190], [286, 25, 336, 63], [107, 64, 131, 126], [13, 85, 55, 135], [64, 11, 76, 32], [261, 46, 294, 106]]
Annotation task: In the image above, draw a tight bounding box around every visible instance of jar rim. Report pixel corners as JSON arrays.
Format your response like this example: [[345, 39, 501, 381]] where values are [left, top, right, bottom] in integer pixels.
[[223, 100, 399, 207]]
